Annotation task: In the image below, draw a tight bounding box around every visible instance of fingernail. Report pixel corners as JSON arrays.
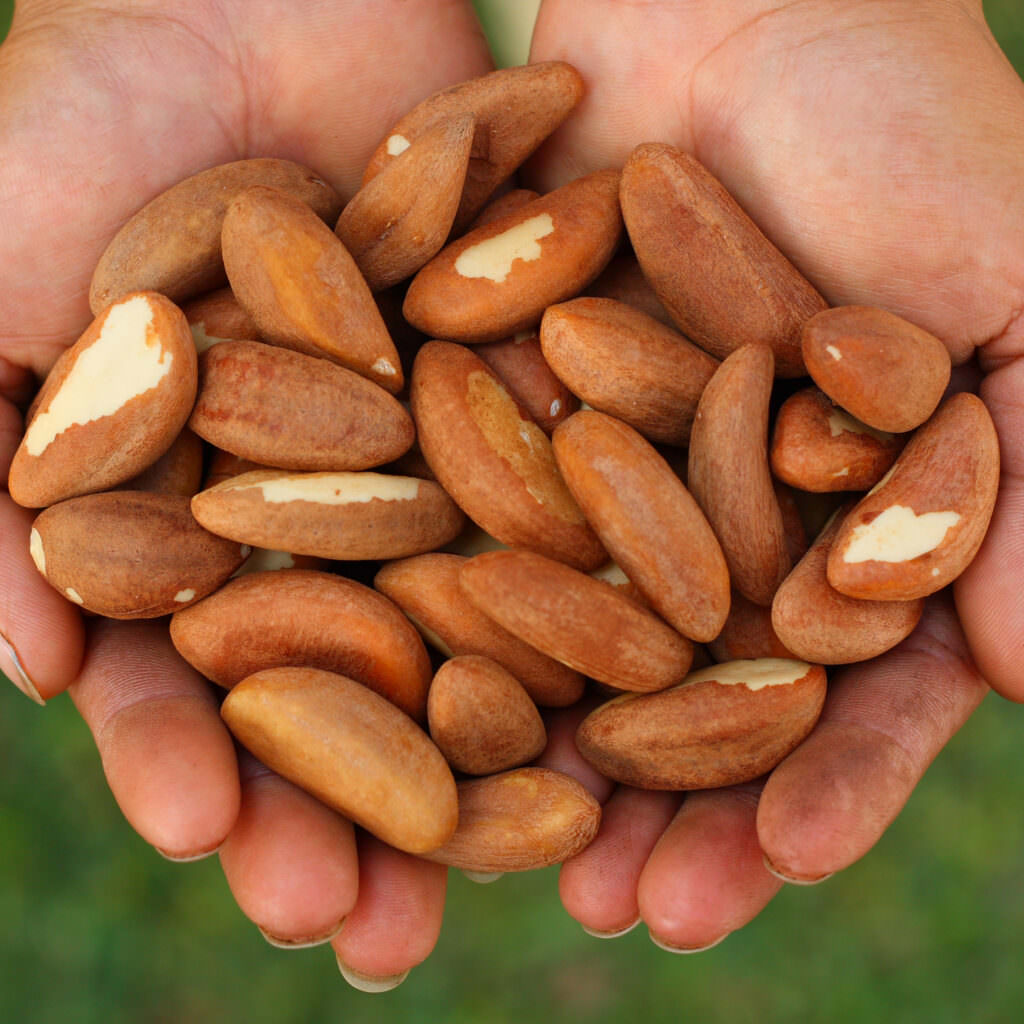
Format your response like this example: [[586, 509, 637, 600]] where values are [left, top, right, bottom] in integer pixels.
[[763, 854, 834, 886], [259, 918, 346, 950], [582, 918, 640, 940], [155, 844, 221, 863], [649, 930, 729, 954], [462, 870, 503, 884], [336, 955, 409, 993], [0, 630, 46, 705]]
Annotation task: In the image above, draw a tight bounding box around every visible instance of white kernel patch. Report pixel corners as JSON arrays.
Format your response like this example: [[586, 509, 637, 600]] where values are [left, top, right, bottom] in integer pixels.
[[827, 409, 894, 441], [549, 399, 562, 418], [683, 658, 812, 691], [240, 549, 296, 574], [29, 529, 46, 575], [832, 467, 850, 478], [372, 357, 397, 377], [590, 561, 631, 587], [236, 472, 421, 506], [826, 344, 843, 360], [386, 134, 411, 156], [26, 296, 171, 457], [455, 214, 555, 283], [189, 322, 227, 354], [65, 588, 84, 605], [841, 505, 961, 564], [174, 589, 196, 603]]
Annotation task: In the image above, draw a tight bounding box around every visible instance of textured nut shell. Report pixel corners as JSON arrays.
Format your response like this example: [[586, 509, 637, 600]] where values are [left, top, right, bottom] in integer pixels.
[[459, 550, 693, 692], [410, 341, 605, 570], [182, 288, 262, 350], [30, 492, 247, 618], [553, 410, 730, 642], [374, 554, 585, 707], [469, 189, 541, 230], [541, 297, 718, 446], [189, 341, 414, 471], [191, 469, 465, 561], [707, 591, 796, 662], [773, 505, 924, 663], [221, 667, 457, 854], [9, 293, 197, 508], [363, 62, 585, 231], [474, 332, 579, 434], [203, 449, 267, 489], [687, 345, 791, 606], [404, 170, 623, 342], [771, 387, 904, 493], [90, 159, 342, 313], [116, 427, 204, 496], [336, 115, 474, 291], [802, 306, 952, 433], [584, 251, 674, 326], [827, 393, 999, 600], [222, 186, 402, 392], [428, 655, 546, 774], [421, 767, 601, 872], [576, 660, 827, 789], [170, 569, 432, 720], [621, 144, 826, 376]]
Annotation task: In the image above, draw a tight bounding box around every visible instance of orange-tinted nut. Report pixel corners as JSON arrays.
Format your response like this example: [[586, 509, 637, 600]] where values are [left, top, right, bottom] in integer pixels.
[[116, 427, 204, 497], [182, 288, 263, 352], [707, 591, 796, 663]]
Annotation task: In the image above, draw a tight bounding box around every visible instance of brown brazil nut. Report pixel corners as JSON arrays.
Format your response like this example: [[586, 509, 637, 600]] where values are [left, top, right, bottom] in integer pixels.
[[575, 659, 827, 790], [221, 666, 458, 855]]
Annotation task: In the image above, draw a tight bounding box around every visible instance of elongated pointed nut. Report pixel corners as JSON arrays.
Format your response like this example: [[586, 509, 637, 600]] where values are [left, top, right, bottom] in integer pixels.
[[90, 158, 342, 313], [576, 659, 827, 790], [116, 427, 204, 497], [189, 341, 414, 471], [620, 144, 826, 376], [222, 186, 403, 392], [707, 591, 796, 663], [427, 655, 546, 774], [182, 288, 263, 352], [29, 492, 248, 618], [802, 306, 952, 433], [773, 505, 924, 663], [771, 387, 904, 493], [363, 62, 585, 231], [191, 469, 465, 561], [170, 569, 432, 720], [553, 410, 730, 643], [687, 344, 791, 606], [826, 393, 999, 600], [221, 667, 458, 855], [584, 251, 674, 327], [336, 115, 474, 291], [459, 550, 693, 693], [404, 170, 623, 342], [541, 297, 718, 446], [421, 767, 601, 872], [410, 341, 605, 570], [374, 554, 585, 708], [9, 293, 197, 508], [470, 189, 541, 230]]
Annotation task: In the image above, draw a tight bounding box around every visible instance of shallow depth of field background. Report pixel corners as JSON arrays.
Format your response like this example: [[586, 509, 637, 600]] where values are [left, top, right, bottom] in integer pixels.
[[3, 1, 1024, 1021]]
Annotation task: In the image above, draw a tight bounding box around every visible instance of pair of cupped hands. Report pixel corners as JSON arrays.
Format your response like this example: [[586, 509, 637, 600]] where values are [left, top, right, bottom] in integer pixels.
[[2, 0, 1023, 990]]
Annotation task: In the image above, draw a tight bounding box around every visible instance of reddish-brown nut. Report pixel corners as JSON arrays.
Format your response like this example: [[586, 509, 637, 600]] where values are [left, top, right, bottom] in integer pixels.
[[427, 655, 547, 775], [170, 568, 432, 720], [576, 659, 828, 789], [826, 393, 999, 600], [540, 297, 719, 446], [410, 341, 605, 571], [802, 306, 952, 433], [222, 185, 403, 392], [116, 427, 204, 497], [182, 288, 263, 351], [469, 189, 541, 230], [552, 410, 730, 643], [584, 250, 675, 326], [459, 549, 694, 693], [707, 592, 797, 663], [374, 554, 585, 708], [420, 767, 601, 872], [771, 387, 905, 493], [620, 143, 827, 376], [9, 293, 197, 508], [29, 491, 248, 618], [221, 667, 458, 855]]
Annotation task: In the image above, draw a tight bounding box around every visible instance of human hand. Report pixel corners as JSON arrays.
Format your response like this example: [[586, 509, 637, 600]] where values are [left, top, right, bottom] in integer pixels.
[[0, 0, 492, 987], [526, 0, 1023, 949]]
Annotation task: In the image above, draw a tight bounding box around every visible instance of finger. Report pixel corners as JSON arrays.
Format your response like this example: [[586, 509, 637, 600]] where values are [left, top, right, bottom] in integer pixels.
[[67, 619, 240, 859], [559, 786, 680, 937], [757, 595, 988, 882], [956, 354, 1024, 700], [0, 355, 36, 406], [0, 493, 85, 704], [536, 694, 616, 802], [217, 752, 359, 948], [331, 833, 447, 993], [637, 783, 783, 953]]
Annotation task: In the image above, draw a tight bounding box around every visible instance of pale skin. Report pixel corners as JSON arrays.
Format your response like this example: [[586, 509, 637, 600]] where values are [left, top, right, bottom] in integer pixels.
[[1, 0, 1022, 984]]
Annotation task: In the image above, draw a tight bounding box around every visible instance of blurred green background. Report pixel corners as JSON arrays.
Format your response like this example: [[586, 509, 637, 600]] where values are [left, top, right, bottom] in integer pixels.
[[3, 0, 1024, 1021]]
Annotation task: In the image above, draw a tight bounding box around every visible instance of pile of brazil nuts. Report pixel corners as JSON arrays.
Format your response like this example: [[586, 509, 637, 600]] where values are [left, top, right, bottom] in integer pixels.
[[9, 62, 1000, 875]]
